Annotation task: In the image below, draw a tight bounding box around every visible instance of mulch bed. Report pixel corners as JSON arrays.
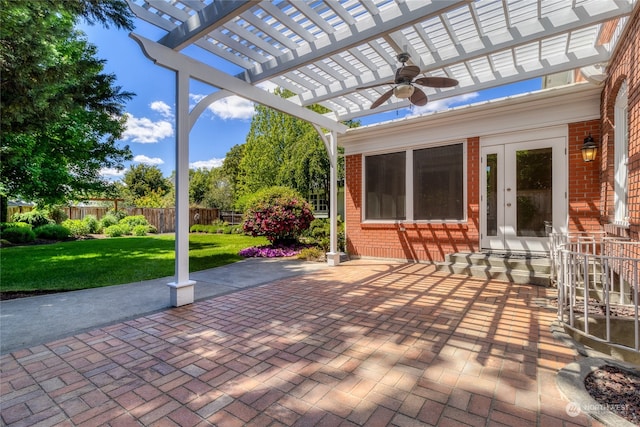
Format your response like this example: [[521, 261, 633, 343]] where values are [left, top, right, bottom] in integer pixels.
[[0, 290, 69, 301], [585, 365, 640, 425]]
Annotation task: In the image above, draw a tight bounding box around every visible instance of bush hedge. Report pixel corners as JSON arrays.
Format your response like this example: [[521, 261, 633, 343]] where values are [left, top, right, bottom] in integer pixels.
[[242, 186, 314, 244], [11, 211, 52, 228], [1, 226, 36, 243], [104, 224, 127, 237], [83, 215, 101, 234], [61, 219, 90, 237], [34, 224, 71, 240]]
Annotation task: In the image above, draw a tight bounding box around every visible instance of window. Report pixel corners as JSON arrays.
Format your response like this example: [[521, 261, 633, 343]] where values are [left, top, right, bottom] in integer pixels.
[[365, 152, 405, 220], [363, 143, 466, 222], [413, 144, 464, 220], [614, 81, 628, 225]]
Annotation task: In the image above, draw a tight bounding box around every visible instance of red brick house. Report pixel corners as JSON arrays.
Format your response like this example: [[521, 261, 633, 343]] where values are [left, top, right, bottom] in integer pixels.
[[341, 5, 639, 263]]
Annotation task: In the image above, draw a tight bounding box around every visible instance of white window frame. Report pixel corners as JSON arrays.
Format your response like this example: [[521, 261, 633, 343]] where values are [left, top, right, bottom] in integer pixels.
[[362, 141, 467, 223], [614, 81, 629, 226]]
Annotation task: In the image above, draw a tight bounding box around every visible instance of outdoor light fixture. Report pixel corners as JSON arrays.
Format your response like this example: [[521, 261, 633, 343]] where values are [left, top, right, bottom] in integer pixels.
[[393, 83, 415, 99], [581, 134, 598, 162]]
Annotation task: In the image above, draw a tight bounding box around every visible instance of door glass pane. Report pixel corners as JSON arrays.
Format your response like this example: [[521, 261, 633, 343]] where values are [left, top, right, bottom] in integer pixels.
[[486, 153, 497, 236], [516, 148, 552, 237]]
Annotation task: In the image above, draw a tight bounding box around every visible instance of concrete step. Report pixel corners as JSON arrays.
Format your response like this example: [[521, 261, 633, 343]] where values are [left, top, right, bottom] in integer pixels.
[[444, 252, 552, 274], [436, 252, 551, 286]]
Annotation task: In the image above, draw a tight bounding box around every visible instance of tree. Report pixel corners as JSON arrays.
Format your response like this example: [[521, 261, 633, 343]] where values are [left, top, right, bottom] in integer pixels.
[[236, 89, 358, 212], [0, 0, 134, 206], [122, 164, 171, 206], [189, 167, 234, 210], [202, 168, 234, 211], [189, 168, 211, 206], [222, 144, 245, 196]]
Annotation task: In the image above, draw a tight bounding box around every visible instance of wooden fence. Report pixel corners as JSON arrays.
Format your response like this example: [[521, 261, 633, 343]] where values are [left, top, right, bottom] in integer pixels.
[[8, 206, 229, 233]]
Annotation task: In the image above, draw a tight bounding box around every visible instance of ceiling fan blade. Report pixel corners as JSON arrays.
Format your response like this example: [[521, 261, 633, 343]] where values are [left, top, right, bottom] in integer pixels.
[[414, 76, 459, 88], [409, 87, 428, 106], [357, 81, 394, 90], [395, 65, 420, 82], [370, 88, 394, 109]]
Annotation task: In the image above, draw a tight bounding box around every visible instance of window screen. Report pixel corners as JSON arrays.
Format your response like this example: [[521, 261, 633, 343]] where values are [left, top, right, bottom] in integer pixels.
[[365, 152, 406, 220], [413, 144, 464, 220]]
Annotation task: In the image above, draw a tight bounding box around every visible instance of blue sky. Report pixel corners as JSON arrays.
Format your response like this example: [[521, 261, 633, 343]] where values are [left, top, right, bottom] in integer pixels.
[[81, 19, 543, 180]]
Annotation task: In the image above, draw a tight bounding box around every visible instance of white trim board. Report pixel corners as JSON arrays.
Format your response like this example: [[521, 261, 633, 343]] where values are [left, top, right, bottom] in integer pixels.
[[341, 83, 600, 155]]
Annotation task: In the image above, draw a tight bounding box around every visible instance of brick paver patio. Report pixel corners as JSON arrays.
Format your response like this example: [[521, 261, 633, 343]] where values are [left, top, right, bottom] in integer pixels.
[[1, 260, 604, 426]]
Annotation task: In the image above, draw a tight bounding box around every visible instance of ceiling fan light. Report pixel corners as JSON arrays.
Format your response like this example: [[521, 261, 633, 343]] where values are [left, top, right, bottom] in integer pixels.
[[393, 83, 414, 99]]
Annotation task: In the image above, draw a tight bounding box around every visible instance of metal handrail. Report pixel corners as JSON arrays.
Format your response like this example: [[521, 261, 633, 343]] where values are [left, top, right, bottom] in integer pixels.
[[552, 233, 639, 355]]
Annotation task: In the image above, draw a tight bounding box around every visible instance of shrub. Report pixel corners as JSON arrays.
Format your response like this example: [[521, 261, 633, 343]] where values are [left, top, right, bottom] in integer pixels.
[[100, 214, 119, 230], [83, 215, 101, 233], [107, 210, 127, 220], [61, 219, 90, 237], [34, 224, 71, 240], [0, 226, 36, 243], [104, 224, 127, 237], [302, 217, 345, 252], [46, 206, 68, 224], [242, 186, 314, 244], [11, 210, 52, 228], [1, 221, 31, 231], [132, 225, 148, 236], [297, 247, 325, 261], [119, 215, 149, 228], [190, 224, 206, 233]]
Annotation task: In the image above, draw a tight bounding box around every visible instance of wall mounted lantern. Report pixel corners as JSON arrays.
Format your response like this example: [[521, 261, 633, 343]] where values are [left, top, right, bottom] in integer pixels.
[[581, 134, 598, 162]]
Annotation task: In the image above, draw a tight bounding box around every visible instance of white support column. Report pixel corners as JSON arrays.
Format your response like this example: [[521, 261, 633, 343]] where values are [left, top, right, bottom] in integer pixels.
[[326, 130, 341, 266], [168, 70, 195, 306]]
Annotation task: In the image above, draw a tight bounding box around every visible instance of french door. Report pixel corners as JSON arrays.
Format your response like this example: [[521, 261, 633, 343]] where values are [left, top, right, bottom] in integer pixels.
[[481, 138, 566, 253]]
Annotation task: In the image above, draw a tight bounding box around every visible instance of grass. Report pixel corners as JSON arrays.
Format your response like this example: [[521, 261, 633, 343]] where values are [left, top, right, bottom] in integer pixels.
[[0, 233, 269, 293]]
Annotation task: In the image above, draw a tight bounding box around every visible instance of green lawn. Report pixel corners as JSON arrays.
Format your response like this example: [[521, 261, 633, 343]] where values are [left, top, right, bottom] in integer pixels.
[[0, 233, 269, 293]]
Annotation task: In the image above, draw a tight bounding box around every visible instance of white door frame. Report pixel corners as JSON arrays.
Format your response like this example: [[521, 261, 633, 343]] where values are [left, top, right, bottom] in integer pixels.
[[480, 127, 568, 253]]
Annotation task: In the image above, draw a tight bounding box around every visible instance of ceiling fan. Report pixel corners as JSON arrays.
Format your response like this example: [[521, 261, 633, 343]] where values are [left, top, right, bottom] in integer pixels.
[[360, 53, 459, 109]]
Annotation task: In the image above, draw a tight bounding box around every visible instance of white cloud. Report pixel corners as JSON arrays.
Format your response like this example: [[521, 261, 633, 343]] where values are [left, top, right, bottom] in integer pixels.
[[150, 101, 173, 118], [100, 167, 125, 178], [257, 81, 279, 92], [207, 96, 255, 120], [189, 83, 281, 121], [408, 92, 480, 116], [122, 113, 174, 143], [133, 155, 164, 165], [190, 157, 225, 170], [189, 93, 254, 120]]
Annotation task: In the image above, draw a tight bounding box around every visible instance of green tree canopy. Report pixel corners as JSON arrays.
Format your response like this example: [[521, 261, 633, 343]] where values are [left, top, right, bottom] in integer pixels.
[[0, 0, 134, 206], [122, 164, 171, 202], [235, 89, 357, 212]]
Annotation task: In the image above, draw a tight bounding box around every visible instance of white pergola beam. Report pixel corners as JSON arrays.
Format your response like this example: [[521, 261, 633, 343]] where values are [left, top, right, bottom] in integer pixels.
[[159, 0, 256, 50], [289, 0, 634, 108], [242, 1, 470, 83], [334, 45, 612, 121], [131, 33, 347, 133]]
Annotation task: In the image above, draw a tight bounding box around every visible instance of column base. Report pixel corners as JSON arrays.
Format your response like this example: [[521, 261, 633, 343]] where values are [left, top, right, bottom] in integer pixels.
[[326, 252, 342, 266], [167, 280, 196, 307]]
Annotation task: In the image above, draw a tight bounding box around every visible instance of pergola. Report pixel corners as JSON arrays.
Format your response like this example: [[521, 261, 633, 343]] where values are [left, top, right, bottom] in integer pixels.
[[125, 0, 635, 306]]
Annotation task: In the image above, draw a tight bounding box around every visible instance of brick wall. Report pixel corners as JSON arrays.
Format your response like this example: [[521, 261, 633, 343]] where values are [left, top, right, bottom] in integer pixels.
[[344, 137, 480, 263], [567, 120, 601, 233], [600, 6, 639, 242]]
